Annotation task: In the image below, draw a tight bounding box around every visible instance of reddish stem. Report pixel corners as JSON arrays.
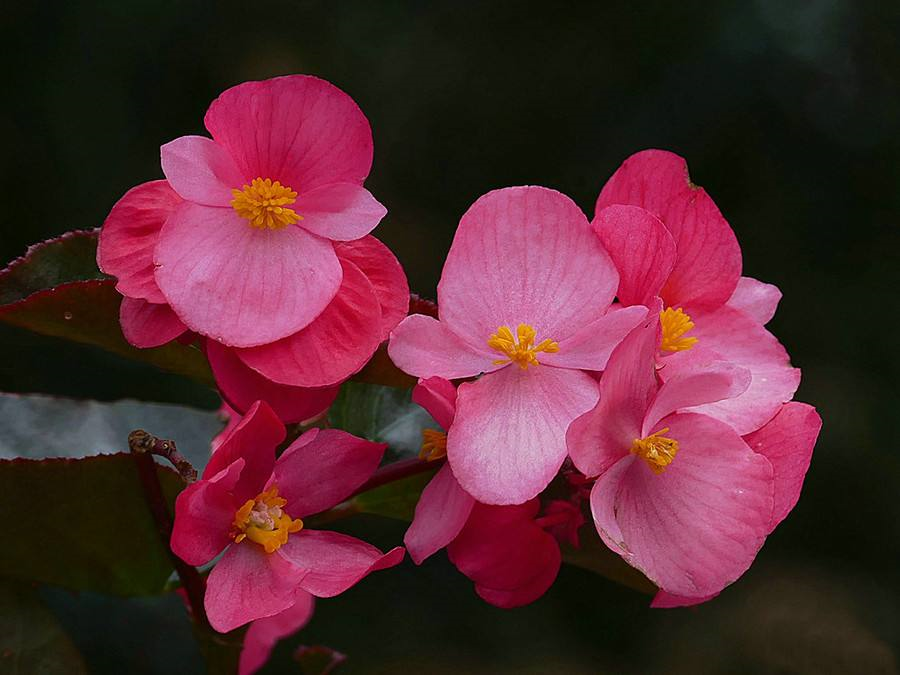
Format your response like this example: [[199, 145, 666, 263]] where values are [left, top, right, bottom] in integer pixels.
[[351, 456, 443, 496]]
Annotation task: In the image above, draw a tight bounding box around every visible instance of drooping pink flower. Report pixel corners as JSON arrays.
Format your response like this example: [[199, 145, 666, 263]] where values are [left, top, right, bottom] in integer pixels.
[[170, 400, 404, 633], [593, 149, 800, 434], [388, 187, 648, 505], [567, 310, 783, 599], [239, 591, 315, 675]]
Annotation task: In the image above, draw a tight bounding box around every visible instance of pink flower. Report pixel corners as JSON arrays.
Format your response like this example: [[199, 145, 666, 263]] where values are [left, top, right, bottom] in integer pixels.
[[594, 149, 800, 434], [404, 377, 576, 608], [170, 400, 405, 633], [239, 592, 315, 675], [97, 76, 409, 391], [388, 187, 647, 504], [567, 311, 820, 600]]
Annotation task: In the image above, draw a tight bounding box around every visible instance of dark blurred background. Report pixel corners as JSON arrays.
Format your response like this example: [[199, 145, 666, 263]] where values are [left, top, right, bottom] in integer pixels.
[[2, 1, 898, 673]]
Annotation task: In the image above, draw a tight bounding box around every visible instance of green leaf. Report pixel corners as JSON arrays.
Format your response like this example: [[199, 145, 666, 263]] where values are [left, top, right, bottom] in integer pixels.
[[0, 582, 87, 674], [352, 470, 437, 521], [0, 454, 184, 595]]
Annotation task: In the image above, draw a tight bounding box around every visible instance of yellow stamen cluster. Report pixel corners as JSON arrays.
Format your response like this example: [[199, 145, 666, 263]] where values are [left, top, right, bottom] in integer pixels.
[[630, 427, 679, 474], [231, 177, 301, 230], [420, 428, 448, 461], [487, 323, 559, 370], [232, 486, 303, 554], [659, 307, 698, 352]]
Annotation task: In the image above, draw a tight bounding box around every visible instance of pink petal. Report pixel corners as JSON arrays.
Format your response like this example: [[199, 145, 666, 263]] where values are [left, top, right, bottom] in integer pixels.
[[412, 376, 458, 430], [296, 183, 386, 241], [595, 149, 693, 217], [438, 186, 618, 350], [727, 276, 782, 325], [160, 135, 245, 207], [650, 590, 718, 608], [204, 75, 374, 192], [743, 402, 822, 532], [239, 592, 315, 675], [334, 236, 410, 340], [565, 310, 660, 477], [278, 530, 405, 598], [235, 259, 382, 387], [119, 297, 187, 348], [591, 413, 774, 597], [449, 364, 599, 505], [170, 461, 242, 566], [592, 204, 676, 306], [204, 400, 284, 503], [154, 202, 342, 347], [404, 464, 475, 564], [206, 340, 338, 424], [205, 543, 307, 633], [97, 180, 180, 303], [388, 314, 496, 379], [663, 306, 801, 434], [274, 429, 386, 518], [540, 304, 648, 371], [474, 559, 560, 609]]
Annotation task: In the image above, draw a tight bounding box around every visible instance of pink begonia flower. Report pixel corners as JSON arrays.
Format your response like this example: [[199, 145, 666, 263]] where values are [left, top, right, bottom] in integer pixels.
[[239, 591, 315, 675], [170, 400, 404, 633], [389, 187, 648, 505], [405, 377, 577, 608], [567, 310, 784, 599], [594, 149, 800, 434]]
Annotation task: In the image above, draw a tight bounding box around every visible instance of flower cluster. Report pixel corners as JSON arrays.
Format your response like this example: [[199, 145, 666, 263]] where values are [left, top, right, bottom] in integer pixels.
[[96, 75, 821, 671]]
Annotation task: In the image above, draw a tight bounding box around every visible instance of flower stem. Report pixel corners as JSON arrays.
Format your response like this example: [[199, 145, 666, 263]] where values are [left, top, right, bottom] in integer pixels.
[[351, 456, 444, 496], [128, 429, 197, 483]]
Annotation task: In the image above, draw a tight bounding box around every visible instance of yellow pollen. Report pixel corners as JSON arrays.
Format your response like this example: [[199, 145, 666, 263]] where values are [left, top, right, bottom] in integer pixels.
[[231, 486, 303, 554], [659, 307, 698, 352], [630, 427, 679, 474], [231, 177, 301, 230], [420, 429, 448, 461], [487, 323, 559, 370]]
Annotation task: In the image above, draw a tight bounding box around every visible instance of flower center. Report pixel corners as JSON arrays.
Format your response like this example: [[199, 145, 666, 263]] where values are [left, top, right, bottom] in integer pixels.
[[231, 178, 302, 230], [630, 427, 679, 474], [232, 486, 303, 553], [659, 307, 698, 352], [487, 323, 559, 370], [420, 429, 447, 461]]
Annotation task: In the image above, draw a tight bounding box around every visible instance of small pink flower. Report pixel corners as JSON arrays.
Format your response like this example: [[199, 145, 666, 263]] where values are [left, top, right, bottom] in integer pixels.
[[239, 592, 315, 675], [594, 149, 800, 434], [568, 311, 820, 600], [170, 400, 404, 633], [388, 187, 647, 504]]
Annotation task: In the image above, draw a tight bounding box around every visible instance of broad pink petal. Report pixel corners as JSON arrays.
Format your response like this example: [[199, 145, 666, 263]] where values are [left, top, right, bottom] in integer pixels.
[[278, 530, 405, 598], [207, 340, 338, 424], [334, 236, 409, 340], [475, 558, 560, 608], [97, 180, 180, 303], [404, 464, 475, 564], [664, 306, 800, 434], [236, 259, 382, 387], [160, 135, 245, 207], [205, 543, 307, 633], [727, 276, 782, 325], [591, 413, 774, 597], [119, 297, 187, 348], [650, 590, 718, 608], [592, 204, 676, 306], [439, 187, 618, 349], [412, 376, 458, 429], [154, 203, 342, 347], [388, 314, 496, 380], [170, 461, 242, 566], [743, 402, 821, 532], [595, 149, 692, 217], [274, 429, 386, 518], [204, 400, 284, 503], [204, 75, 374, 192], [450, 364, 599, 505], [541, 304, 648, 371], [296, 183, 386, 241], [239, 592, 315, 675], [566, 311, 660, 477]]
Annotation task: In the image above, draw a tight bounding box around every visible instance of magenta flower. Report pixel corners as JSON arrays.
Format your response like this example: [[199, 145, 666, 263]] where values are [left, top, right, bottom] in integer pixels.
[[388, 187, 647, 504], [239, 592, 314, 675], [568, 311, 820, 600], [170, 400, 404, 633], [594, 149, 800, 434]]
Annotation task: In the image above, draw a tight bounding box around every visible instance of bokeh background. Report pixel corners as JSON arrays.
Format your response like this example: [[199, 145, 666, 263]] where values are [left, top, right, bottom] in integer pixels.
[[2, 1, 899, 673]]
